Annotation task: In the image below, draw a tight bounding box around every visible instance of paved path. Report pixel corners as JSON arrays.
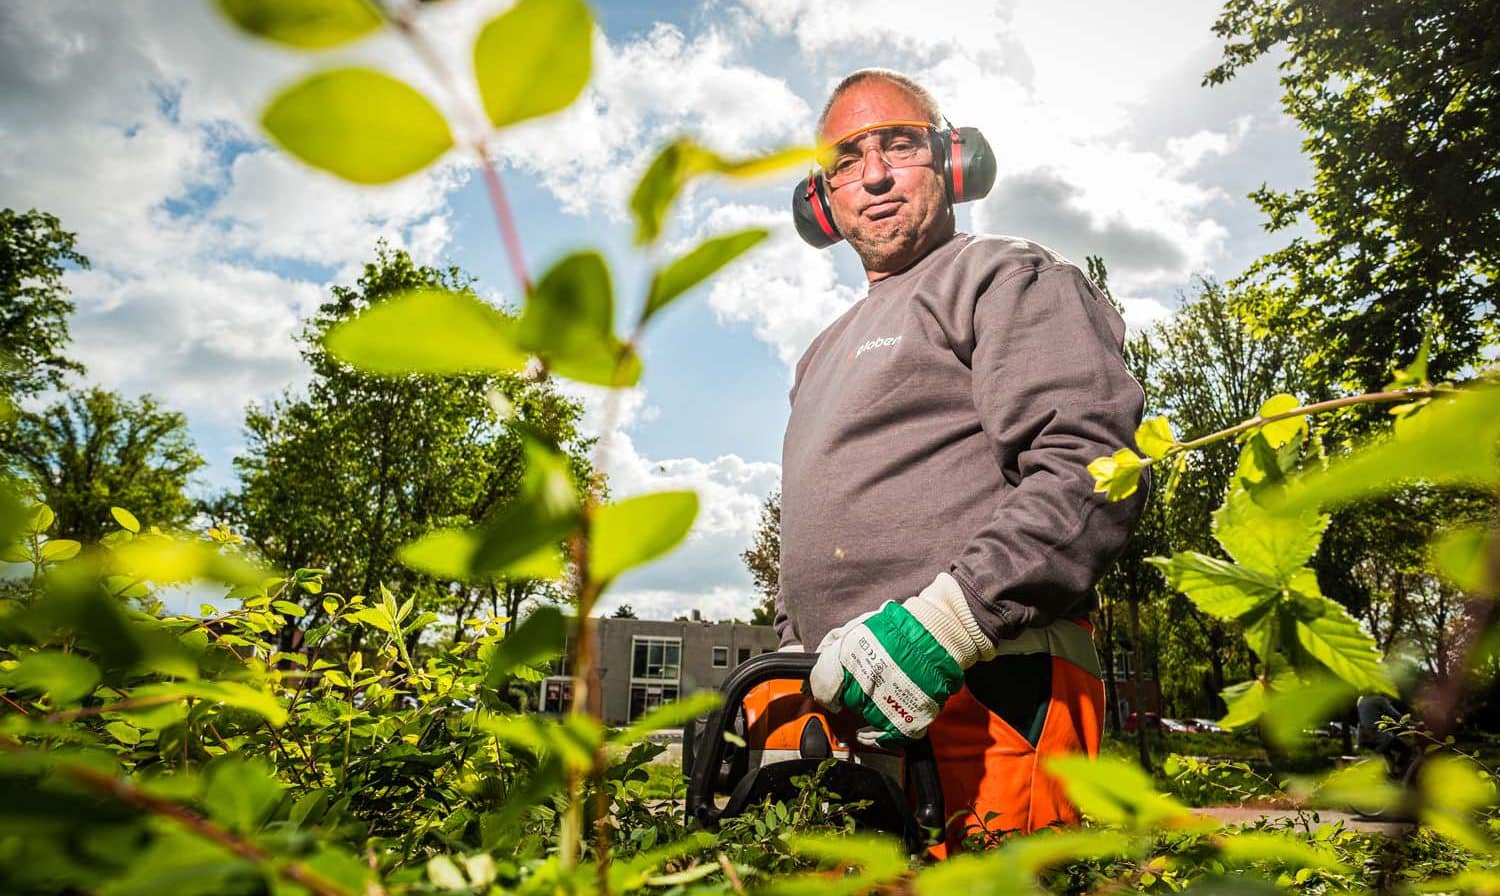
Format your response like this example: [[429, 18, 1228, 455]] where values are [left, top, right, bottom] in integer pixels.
[[1195, 805, 1414, 835]]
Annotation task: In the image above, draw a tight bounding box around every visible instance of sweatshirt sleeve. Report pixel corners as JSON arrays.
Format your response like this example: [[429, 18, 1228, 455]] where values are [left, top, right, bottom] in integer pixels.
[[949, 262, 1146, 643]]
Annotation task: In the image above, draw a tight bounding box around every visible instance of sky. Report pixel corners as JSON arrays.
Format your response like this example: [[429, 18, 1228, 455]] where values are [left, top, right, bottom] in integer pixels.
[[0, 0, 1310, 621]]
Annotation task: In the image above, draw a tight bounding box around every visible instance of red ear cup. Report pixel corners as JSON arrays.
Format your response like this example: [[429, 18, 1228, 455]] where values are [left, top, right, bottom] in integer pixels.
[[791, 173, 842, 248], [790, 126, 996, 249], [945, 126, 997, 204]]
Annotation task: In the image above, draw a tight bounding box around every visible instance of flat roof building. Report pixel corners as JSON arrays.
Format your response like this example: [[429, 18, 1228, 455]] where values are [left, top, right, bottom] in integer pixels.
[[539, 613, 779, 725]]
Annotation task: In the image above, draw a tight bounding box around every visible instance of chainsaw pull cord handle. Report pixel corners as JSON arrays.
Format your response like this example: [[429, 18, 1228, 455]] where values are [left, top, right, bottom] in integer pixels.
[[686, 651, 945, 832]]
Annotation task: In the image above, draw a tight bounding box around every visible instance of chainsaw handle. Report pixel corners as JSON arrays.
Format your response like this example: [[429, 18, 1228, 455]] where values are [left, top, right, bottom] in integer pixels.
[[686, 651, 944, 833]]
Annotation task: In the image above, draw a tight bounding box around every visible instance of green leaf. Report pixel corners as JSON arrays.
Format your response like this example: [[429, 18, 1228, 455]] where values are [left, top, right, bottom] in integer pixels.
[[915, 829, 1132, 896], [590, 491, 698, 584], [262, 67, 453, 184], [1291, 592, 1394, 695], [399, 526, 564, 582], [1259, 673, 1355, 748], [39, 539, 81, 562], [773, 833, 908, 896], [1134, 415, 1176, 460], [610, 691, 719, 745], [349, 606, 396, 636], [629, 138, 816, 245], [1043, 755, 1209, 831], [4, 651, 100, 703], [324, 288, 526, 375], [427, 856, 468, 891], [1087, 447, 1145, 501], [517, 252, 639, 386], [1218, 831, 1349, 872], [1385, 330, 1432, 390], [643, 229, 768, 327], [1233, 432, 1296, 494], [1218, 679, 1268, 729], [1150, 552, 1279, 620], [105, 721, 141, 746], [484, 606, 565, 688], [1431, 524, 1494, 594], [201, 757, 283, 834], [1314, 759, 1403, 816], [125, 681, 288, 727], [473, 0, 592, 128], [272, 600, 306, 617], [472, 430, 581, 575], [1212, 487, 1327, 580], [215, 0, 381, 49], [1420, 756, 1498, 854], [28, 503, 56, 535], [110, 507, 141, 534], [476, 712, 600, 770], [1275, 384, 1500, 514], [111, 537, 269, 587], [1254, 393, 1305, 448]]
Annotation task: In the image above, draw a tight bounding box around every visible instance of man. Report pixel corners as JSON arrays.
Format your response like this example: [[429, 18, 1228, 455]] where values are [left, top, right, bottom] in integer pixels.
[[774, 69, 1146, 854]]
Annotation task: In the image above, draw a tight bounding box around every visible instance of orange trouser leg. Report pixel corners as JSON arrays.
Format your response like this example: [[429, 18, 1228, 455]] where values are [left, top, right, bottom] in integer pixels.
[[924, 654, 1105, 858]]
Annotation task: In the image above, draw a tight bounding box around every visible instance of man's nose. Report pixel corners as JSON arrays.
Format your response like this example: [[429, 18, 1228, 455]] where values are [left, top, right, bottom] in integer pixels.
[[860, 146, 893, 189]]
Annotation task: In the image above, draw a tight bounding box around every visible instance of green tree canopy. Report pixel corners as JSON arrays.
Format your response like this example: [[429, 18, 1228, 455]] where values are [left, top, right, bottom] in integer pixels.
[[229, 245, 593, 626], [1208, 0, 1499, 393], [0, 387, 203, 541], [0, 208, 88, 399], [741, 488, 779, 626]]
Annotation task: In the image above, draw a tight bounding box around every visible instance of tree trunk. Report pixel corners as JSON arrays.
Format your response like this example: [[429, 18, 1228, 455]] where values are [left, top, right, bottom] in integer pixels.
[[1128, 595, 1152, 770], [1100, 596, 1121, 734]]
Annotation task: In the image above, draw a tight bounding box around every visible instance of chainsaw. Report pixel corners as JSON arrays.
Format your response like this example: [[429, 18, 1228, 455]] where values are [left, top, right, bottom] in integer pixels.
[[683, 651, 943, 853]]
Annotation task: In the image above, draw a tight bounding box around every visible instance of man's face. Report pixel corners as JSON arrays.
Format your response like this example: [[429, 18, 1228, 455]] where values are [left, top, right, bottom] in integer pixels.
[[819, 80, 953, 278]]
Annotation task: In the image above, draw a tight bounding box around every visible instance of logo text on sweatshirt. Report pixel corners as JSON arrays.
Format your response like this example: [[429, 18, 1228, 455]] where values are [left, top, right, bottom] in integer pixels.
[[846, 334, 902, 362]]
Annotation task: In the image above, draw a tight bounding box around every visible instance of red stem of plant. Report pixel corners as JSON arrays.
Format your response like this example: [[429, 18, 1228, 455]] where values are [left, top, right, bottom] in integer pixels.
[[479, 145, 532, 295]]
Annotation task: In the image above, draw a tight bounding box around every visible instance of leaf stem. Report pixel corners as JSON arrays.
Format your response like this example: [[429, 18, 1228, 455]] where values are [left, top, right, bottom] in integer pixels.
[[1156, 386, 1451, 466], [383, 2, 532, 296]]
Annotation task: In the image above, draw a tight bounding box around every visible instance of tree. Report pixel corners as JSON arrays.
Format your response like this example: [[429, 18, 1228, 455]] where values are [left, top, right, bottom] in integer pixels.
[[0, 208, 88, 399], [0, 387, 203, 541], [741, 489, 780, 626], [611, 603, 637, 619], [230, 245, 592, 631], [1207, 0, 1500, 394]]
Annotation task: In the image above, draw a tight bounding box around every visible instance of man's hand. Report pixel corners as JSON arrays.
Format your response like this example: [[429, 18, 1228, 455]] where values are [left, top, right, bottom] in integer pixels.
[[809, 572, 994, 745]]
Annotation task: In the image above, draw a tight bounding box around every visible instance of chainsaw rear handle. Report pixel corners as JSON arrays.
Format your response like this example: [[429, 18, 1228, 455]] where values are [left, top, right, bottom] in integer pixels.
[[685, 651, 945, 832]]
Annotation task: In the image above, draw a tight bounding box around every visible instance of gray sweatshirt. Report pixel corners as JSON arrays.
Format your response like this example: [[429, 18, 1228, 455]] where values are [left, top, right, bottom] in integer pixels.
[[775, 232, 1146, 651]]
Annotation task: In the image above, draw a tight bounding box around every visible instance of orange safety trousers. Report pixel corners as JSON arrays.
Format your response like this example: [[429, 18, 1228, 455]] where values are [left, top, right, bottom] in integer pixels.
[[924, 640, 1105, 858]]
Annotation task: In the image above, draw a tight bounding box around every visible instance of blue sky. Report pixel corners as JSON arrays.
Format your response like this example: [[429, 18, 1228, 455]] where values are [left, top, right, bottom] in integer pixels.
[[0, 0, 1307, 619]]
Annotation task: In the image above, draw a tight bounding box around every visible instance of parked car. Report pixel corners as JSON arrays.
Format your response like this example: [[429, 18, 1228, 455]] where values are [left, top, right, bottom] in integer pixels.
[[1123, 712, 1160, 733], [1160, 718, 1194, 733], [1189, 718, 1226, 734]]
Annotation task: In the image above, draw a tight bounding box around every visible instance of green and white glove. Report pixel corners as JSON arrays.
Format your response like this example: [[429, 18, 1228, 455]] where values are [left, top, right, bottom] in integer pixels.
[[809, 572, 995, 745]]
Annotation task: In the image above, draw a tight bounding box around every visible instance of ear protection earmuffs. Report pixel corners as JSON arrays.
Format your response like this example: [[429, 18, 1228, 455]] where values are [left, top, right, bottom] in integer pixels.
[[792, 125, 997, 249]]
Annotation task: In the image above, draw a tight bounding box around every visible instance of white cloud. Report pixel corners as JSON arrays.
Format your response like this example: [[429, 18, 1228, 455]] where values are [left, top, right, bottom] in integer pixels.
[[493, 23, 812, 220], [685, 202, 862, 370], [558, 380, 780, 622], [1167, 117, 1254, 171], [0, 2, 468, 420]]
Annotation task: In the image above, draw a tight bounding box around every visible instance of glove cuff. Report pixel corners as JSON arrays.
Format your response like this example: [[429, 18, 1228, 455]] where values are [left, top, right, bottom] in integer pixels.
[[903, 572, 996, 668]]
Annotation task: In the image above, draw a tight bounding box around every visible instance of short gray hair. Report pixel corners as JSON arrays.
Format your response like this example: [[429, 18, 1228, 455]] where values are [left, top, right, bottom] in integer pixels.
[[816, 69, 942, 139]]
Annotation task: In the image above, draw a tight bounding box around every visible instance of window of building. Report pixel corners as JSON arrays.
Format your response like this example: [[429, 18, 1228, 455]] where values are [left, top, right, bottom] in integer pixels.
[[629, 684, 680, 720], [631, 636, 681, 681], [541, 677, 574, 714], [737, 647, 751, 665], [712, 646, 729, 668]]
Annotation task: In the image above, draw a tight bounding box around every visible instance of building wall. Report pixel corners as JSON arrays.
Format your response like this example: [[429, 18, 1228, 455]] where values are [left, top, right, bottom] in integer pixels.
[[591, 618, 780, 725]]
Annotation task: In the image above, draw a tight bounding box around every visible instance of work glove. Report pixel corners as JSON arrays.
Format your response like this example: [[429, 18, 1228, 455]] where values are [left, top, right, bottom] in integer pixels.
[[809, 572, 994, 746]]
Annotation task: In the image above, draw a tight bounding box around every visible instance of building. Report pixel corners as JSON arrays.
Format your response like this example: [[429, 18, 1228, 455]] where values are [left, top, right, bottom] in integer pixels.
[[539, 612, 780, 725]]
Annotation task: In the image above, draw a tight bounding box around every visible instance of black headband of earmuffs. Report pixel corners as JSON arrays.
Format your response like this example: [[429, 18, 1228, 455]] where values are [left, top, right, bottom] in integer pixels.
[[791, 124, 997, 249]]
